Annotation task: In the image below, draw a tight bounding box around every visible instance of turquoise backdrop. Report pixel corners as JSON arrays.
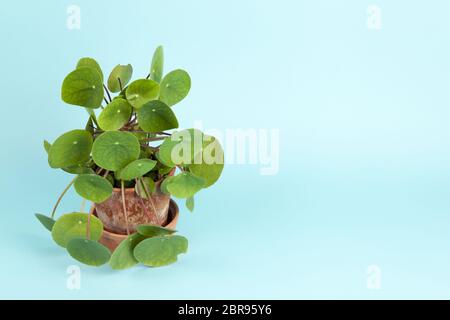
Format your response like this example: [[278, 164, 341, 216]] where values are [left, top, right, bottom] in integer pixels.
[[1, 0, 450, 299]]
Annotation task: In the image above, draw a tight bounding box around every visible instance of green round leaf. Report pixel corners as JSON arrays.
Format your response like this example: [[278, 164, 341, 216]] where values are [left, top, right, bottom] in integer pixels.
[[67, 238, 111, 266], [135, 177, 156, 199], [74, 174, 113, 203], [189, 136, 224, 188], [164, 172, 205, 199], [136, 225, 176, 237], [43, 140, 51, 154], [159, 69, 191, 106], [35, 213, 55, 231], [51, 212, 103, 248], [109, 233, 145, 270], [125, 79, 160, 109], [76, 57, 103, 82], [186, 197, 194, 212], [61, 67, 104, 108], [133, 235, 188, 267], [48, 130, 93, 169], [98, 98, 132, 131], [92, 131, 140, 171], [107, 64, 133, 93], [150, 46, 164, 83], [157, 129, 204, 167], [160, 176, 174, 195], [137, 100, 178, 132], [116, 159, 157, 181]]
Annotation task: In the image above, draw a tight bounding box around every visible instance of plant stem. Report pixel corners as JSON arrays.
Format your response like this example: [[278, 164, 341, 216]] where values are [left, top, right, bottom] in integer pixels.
[[103, 97, 109, 105], [142, 137, 166, 142], [136, 179, 152, 219], [121, 180, 130, 235], [118, 77, 123, 92], [139, 177, 158, 217], [51, 177, 76, 219], [103, 84, 112, 103]]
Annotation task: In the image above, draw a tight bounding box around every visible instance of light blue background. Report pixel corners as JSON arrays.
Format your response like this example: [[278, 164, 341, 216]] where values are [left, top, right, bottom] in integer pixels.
[[1, 0, 450, 299]]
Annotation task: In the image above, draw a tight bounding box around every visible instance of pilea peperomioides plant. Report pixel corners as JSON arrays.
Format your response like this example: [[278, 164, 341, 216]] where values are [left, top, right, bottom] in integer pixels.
[[35, 46, 224, 269]]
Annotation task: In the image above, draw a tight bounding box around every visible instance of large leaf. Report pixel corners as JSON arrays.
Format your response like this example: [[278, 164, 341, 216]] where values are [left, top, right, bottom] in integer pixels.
[[164, 172, 205, 199], [61, 67, 104, 108], [48, 130, 93, 169], [74, 174, 113, 203], [92, 131, 140, 171], [98, 98, 132, 131], [136, 225, 176, 237], [137, 100, 178, 132], [115, 159, 157, 181], [125, 79, 159, 109], [35, 213, 55, 231], [159, 69, 191, 106], [149, 46, 164, 83], [67, 238, 111, 266], [51, 212, 103, 248], [76, 57, 103, 81], [189, 135, 224, 188], [107, 64, 133, 93], [133, 235, 188, 267], [157, 129, 204, 167], [109, 233, 145, 270]]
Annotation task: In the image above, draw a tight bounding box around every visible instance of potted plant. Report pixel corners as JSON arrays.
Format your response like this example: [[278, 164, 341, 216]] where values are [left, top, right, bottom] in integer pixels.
[[35, 46, 224, 269]]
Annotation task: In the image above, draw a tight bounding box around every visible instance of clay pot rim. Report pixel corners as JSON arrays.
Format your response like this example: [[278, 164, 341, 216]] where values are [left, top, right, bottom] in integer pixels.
[[93, 199, 179, 239]]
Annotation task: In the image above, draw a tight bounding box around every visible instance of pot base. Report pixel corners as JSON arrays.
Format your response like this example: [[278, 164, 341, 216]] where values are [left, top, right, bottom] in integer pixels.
[[91, 199, 179, 252]]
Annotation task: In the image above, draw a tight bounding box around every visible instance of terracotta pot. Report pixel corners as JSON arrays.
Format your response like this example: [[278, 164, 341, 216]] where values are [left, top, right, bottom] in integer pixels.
[[94, 180, 171, 235], [93, 199, 179, 252]]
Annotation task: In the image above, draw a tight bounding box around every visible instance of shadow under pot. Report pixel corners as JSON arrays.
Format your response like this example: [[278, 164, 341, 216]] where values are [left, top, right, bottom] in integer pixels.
[[94, 179, 171, 235]]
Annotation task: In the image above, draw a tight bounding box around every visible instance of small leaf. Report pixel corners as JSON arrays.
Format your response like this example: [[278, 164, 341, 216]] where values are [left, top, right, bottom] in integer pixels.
[[135, 177, 156, 199], [160, 176, 174, 195], [159, 69, 191, 106], [76, 57, 103, 82], [137, 100, 178, 132], [85, 117, 95, 134], [133, 235, 188, 267], [186, 197, 194, 212], [150, 46, 164, 83], [43, 140, 51, 154], [52, 212, 103, 248], [136, 224, 176, 237], [61, 67, 104, 108], [107, 64, 133, 93], [98, 98, 132, 131], [164, 172, 205, 199], [125, 79, 159, 109], [67, 238, 111, 266], [109, 233, 145, 270], [92, 131, 140, 171], [35, 213, 55, 231], [189, 135, 224, 188], [74, 174, 113, 203], [48, 130, 93, 169], [116, 159, 157, 181]]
